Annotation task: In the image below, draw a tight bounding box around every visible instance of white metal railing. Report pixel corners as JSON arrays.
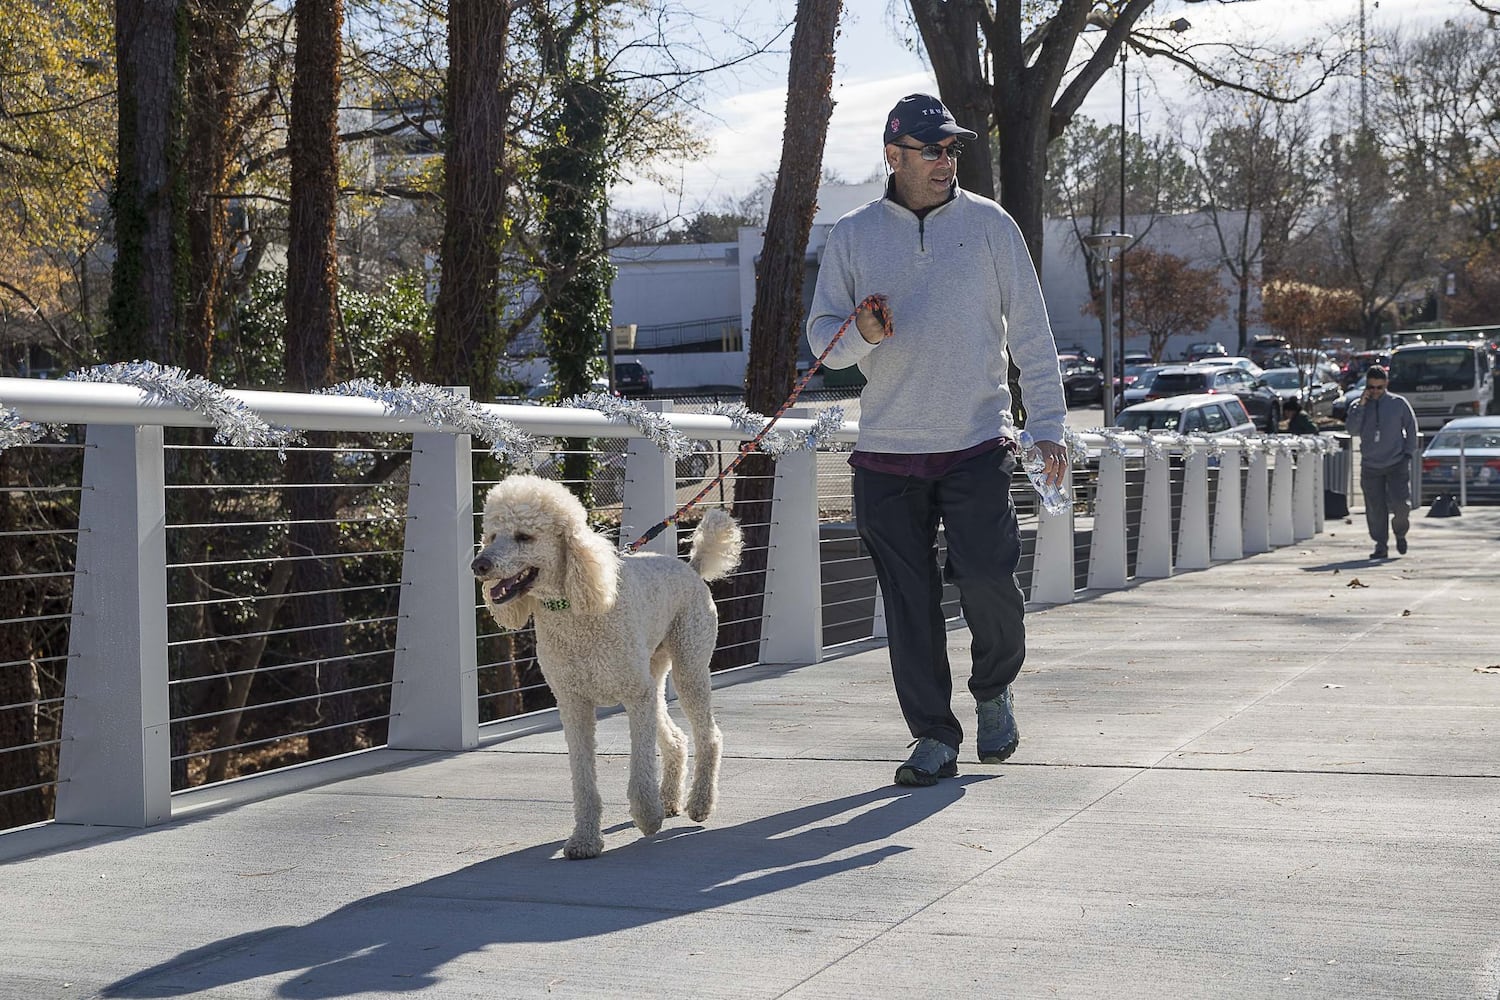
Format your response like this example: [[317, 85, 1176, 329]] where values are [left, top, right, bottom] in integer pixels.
[[0, 375, 1337, 834]]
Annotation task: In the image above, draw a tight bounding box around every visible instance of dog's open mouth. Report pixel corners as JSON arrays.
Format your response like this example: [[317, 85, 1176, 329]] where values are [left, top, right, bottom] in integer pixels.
[[488, 566, 539, 606]]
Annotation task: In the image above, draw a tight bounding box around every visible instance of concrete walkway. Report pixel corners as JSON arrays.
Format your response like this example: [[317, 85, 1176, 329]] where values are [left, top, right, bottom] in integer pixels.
[[4, 509, 1499, 1000]]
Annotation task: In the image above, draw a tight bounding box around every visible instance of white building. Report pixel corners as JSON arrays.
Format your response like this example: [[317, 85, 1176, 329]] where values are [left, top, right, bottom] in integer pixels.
[[515, 183, 1265, 392]]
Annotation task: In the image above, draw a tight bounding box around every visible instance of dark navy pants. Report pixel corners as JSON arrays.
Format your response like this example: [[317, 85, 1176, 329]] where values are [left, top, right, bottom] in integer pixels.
[[853, 448, 1026, 752]]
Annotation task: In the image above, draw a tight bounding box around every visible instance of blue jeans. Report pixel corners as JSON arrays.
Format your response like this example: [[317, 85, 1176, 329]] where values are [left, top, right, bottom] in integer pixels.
[[854, 448, 1026, 751], [1361, 460, 1411, 548]]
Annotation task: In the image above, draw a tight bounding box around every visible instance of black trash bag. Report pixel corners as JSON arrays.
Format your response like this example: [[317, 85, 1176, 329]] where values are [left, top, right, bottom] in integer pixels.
[[1427, 493, 1462, 518]]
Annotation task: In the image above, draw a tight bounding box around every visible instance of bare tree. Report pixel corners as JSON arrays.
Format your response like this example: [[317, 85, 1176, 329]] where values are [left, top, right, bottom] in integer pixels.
[[1189, 88, 1319, 352], [907, 0, 1351, 266]]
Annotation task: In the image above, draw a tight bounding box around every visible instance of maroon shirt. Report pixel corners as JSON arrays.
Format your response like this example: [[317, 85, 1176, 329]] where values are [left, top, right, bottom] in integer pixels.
[[849, 438, 1008, 480]]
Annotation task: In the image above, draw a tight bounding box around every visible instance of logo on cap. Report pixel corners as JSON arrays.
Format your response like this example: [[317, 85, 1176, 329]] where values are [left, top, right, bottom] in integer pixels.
[[889, 118, 901, 134]]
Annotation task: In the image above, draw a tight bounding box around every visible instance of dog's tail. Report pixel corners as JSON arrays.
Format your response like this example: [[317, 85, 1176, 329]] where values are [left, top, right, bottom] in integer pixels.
[[688, 508, 743, 582]]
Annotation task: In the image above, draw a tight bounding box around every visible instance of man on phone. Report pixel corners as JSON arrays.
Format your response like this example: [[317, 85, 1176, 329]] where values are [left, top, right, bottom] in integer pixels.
[[1345, 365, 1418, 559]]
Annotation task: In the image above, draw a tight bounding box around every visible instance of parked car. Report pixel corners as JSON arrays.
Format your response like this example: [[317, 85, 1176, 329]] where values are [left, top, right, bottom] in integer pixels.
[[1388, 341, 1497, 431], [526, 376, 613, 401], [1420, 416, 1500, 504], [1144, 365, 1282, 432], [1059, 354, 1104, 406], [1258, 367, 1343, 418], [1189, 355, 1264, 377], [1247, 335, 1291, 367], [1332, 373, 1365, 422], [1055, 343, 1098, 365], [613, 360, 654, 397], [1339, 350, 1389, 388], [1183, 341, 1228, 362], [1114, 365, 1167, 413], [1116, 394, 1257, 436]]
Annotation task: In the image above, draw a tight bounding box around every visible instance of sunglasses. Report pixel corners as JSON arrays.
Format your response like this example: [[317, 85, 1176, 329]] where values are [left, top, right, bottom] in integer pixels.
[[894, 142, 963, 161]]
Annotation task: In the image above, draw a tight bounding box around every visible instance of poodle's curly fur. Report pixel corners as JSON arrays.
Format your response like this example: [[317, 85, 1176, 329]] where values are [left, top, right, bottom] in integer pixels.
[[471, 475, 743, 859]]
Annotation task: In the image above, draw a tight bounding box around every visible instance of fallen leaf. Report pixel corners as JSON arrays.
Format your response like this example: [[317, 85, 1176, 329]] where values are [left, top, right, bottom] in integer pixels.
[[1402, 609, 1412, 616], [1476, 665, 1500, 674], [1323, 683, 1343, 689], [1346, 578, 1368, 588]]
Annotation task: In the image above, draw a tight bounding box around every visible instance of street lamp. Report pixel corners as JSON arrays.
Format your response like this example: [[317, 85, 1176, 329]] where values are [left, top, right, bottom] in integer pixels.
[[1084, 231, 1132, 426]]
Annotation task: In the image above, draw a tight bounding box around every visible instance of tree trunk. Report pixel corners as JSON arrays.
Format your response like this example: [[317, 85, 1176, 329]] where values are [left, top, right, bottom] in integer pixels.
[[430, 0, 514, 398], [0, 452, 44, 827], [910, 0, 994, 199], [718, 0, 842, 670], [284, 0, 351, 759], [109, 0, 185, 362], [182, 0, 250, 375]]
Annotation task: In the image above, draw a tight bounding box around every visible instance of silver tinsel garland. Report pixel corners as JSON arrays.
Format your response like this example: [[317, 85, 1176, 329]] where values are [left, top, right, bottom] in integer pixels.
[[566, 391, 691, 457], [321, 378, 538, 462], [66, 361, 300, 452], [1093, 427, 1131, 459], [702, 401, 849, 456], [0, 404, 61, 452], [1060, 427, 1087, 465], [1135, 431, 1166, 461]]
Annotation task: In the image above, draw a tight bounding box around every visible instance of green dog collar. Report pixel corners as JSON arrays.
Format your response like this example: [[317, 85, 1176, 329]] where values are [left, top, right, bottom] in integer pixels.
[[538, 597, 570, 612]]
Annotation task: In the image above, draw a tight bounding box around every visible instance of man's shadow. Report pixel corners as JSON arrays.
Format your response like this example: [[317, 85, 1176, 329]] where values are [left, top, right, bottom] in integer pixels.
[[103, 779, 985, 998]]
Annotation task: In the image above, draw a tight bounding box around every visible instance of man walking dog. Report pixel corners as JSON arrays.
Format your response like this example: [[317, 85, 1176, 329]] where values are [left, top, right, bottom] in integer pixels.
[[807, 94, 1067, 787]]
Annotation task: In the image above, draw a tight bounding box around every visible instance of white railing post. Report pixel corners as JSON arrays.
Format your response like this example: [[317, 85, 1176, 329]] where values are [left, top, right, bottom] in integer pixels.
[[1243, 444, 1271, 554], [1177, 444, 1211, 570], [760, 420, 822, 664], [1313, 439, 1327, 533], [389, 430, 478, 751], [1293, 441, 1317, 540], [55, 425, 171, 827], [1270, 443, 1296, 546], [620, 400, 677, 557], [1136, 439, 1173, 579], [1029, 465, 1075, 604], [1211, 442, 1245, 562], [1087, 448, 1127, 590]]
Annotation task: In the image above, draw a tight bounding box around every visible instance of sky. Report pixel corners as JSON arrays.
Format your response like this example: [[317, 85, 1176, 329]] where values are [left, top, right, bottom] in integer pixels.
[[611, 0, 1485, 217]]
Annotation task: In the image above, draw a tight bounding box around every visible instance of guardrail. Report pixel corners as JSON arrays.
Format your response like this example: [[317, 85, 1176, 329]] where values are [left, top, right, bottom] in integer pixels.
[[0, 375, 1336, 835]]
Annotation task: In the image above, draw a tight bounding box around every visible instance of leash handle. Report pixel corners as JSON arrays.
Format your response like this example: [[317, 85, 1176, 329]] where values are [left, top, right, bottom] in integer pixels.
[[626, 294, 892, 553]]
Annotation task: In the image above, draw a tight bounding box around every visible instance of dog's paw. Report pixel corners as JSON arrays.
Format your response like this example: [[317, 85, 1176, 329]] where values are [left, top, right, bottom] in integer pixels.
[[563, 833, 604, 860], [686, 790, 716, 824], [630, 799, 665, 836]]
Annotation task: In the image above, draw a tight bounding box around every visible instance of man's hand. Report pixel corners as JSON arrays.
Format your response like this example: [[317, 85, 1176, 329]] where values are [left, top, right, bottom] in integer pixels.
[[855, 294, 891, 344], [1033, 439, 1068, 488]]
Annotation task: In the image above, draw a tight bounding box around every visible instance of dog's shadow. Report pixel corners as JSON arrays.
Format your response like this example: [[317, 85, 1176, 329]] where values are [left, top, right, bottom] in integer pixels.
[[102, 780, 984, 998]]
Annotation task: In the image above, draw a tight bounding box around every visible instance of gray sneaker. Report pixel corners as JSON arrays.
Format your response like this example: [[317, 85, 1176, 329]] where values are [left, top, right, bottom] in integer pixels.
[[977, 687, 1020, 763], [895, 737, 958, 786]]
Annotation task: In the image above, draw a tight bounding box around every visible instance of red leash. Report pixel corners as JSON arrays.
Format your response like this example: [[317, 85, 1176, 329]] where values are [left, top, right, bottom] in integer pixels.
[[626, 295, 891, 552]]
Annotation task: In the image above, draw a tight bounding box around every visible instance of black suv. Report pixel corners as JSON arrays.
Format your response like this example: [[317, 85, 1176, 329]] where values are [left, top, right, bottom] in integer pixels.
[[613, 361, 653, 397], [1145, 365, 1281, 432]]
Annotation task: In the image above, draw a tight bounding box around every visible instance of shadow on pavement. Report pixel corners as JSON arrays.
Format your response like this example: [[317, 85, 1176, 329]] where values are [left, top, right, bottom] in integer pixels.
[[103, 779, 988, 998]]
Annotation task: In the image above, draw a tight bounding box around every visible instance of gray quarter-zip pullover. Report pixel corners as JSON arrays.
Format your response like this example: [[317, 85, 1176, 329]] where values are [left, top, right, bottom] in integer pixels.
[[806, 183, 1066, 451]]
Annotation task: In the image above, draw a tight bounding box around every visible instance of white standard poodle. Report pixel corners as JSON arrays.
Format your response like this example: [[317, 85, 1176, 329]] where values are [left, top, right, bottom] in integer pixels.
[[471, 474, 743, 859]]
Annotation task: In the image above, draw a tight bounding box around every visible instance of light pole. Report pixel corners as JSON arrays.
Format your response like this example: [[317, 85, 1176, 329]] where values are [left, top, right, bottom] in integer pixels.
[[1118, 16, 1193, 382], [1084, 231, 1132, 426]]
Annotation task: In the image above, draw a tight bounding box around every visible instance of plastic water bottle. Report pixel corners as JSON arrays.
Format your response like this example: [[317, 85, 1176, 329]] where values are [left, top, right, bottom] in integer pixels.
[[1018, 430, 1070, 516]]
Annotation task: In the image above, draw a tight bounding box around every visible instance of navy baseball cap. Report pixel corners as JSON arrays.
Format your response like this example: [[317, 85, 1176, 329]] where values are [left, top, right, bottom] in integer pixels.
[[884, 93, 977, 145]]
